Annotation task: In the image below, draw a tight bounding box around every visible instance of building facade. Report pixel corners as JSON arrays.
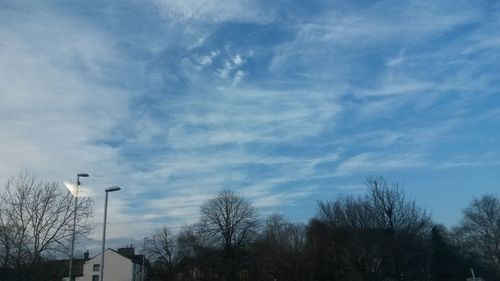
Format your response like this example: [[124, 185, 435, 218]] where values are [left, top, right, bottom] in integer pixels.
[[78, 247, 146, 281]]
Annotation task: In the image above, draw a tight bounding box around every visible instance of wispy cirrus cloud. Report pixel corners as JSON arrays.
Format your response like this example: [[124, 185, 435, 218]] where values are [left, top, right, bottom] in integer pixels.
[[2, 0, 500, 243], [0, 4, 131, 178], [334, 152, 425, 177], [162, 87, 341, 148], [154, 0, 276, 24], [0, 2, 146, 241], [95, 53, 345, 232]]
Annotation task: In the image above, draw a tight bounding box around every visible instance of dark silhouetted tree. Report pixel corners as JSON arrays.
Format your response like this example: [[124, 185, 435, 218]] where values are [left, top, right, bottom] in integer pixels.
[[313, 177, 432, 281], [200, 190, 258, 253], [453, 194, 500, 278], [147, 226, 177, 280], [366, 177, 432, 281], [430, 224, 468, 281], [253, 214, 307, 281], [200, 190, 258, 280]]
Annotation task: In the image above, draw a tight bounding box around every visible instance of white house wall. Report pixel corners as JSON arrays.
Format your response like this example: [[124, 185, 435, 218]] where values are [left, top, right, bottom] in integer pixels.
[[81, 250, 133, 281]]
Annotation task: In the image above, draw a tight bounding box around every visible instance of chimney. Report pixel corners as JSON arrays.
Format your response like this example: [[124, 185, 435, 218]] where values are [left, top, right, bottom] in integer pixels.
[[83, 250, 89, 260]]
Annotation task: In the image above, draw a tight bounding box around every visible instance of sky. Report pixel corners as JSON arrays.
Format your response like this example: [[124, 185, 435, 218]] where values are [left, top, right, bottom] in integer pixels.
[[1, 0, 500, 252]]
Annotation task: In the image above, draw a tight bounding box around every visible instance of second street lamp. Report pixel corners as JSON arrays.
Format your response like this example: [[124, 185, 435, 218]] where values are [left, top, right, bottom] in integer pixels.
[[141, 237, 149, 281], [66, 173, 89, 281], [99, 186, 121, 281]]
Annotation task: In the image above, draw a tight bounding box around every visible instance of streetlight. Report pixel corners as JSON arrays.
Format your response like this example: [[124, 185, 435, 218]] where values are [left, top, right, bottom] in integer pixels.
[[66, 173, 89, 281], [141, 237, 149, 281], [99, 186, 121, 281]]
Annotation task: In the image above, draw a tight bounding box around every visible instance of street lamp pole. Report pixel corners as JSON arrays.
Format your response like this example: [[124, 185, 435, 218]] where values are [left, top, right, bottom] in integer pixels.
[[99, 186, 121, 281], [141, 237, 148, 281], [68, 173, 89, 281]]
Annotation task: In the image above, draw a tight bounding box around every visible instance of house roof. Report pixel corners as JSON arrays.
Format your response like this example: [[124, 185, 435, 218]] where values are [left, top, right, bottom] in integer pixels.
[[110, 248, 145, 265], [89, 248, 149, 266]]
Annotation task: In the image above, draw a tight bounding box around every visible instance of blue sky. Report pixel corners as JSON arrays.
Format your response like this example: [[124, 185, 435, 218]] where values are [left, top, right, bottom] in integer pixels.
[[1, 0, 500, 246]]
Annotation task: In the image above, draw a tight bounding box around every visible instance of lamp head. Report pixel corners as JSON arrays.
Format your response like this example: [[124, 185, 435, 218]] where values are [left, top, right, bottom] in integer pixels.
[[105, 186, 121, 192], [76, 173, 89, 185]]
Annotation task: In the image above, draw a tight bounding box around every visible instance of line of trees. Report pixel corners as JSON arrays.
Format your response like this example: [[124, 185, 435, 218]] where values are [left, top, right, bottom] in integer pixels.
[[145, 177, 500, 281], [1, 172, 500, 281]]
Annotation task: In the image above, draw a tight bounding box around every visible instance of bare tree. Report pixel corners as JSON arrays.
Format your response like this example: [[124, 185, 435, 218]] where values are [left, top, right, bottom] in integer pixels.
[[0, 216, 16, 268], [317, 195, 376, 229], [366, 176, 431, 238], [261, 214, 306, 253], [262, 214, 289, 248], [200, 190, 258, 252], [148, 226, 177, 272], [0, 172, 93, 273], [287, 223, 307, 253], [366, 176, 432, 281], [314, 177, 432, 281], [254, 214, 308, 281], [454, 195, 500, 272], [176, 224, 202, 260], [315, 196, 384, 281]]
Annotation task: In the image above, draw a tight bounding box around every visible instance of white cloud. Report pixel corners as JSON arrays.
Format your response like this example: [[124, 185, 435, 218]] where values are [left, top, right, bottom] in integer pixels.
[[154, 0, 275, 24], [129, 147, 342, 232], [216, 54, 247, 81], [432, 152, 500, 170], [358, 79, 434, 97], [0, 4, 145, 241], [385, 50, 406, 67], [198, 50, 220, 66], [232, 70, 246, 86], [334, 153, 425, 176], [269, 1, 480, 81], [232, 54, 244, 66], [251, 189, 313, 208], [164, 87, 341, 148]]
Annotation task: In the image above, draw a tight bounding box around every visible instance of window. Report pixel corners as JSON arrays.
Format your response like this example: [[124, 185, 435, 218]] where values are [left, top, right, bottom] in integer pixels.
[[93, 264, 100, 271], [92, 275, 99, 281]]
